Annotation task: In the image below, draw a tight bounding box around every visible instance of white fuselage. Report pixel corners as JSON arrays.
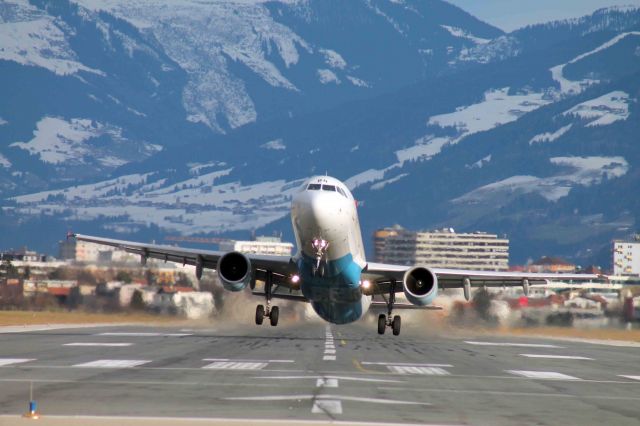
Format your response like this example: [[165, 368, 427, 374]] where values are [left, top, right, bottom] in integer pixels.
[[290, 176, 371, 324]]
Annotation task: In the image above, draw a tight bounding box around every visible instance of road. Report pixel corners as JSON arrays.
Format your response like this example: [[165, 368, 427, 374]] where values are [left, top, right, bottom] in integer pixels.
[[0, 317, 639, 425]]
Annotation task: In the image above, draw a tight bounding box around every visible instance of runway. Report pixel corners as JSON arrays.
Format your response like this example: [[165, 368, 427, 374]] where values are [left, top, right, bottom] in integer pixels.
[[1, 319, 639, 425]]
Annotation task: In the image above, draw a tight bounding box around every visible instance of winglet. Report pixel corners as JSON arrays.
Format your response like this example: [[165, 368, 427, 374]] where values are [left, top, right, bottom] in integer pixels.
[[66, 231, 76, 240]]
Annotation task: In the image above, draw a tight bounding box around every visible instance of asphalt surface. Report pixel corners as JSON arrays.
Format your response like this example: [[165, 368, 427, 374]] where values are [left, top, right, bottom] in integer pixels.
[[0, 316, 639, 426]]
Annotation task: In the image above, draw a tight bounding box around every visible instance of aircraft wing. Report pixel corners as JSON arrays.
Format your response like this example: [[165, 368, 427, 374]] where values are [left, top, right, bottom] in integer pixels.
[[363, 262, 600, 296], [71, 233, 297, 282]]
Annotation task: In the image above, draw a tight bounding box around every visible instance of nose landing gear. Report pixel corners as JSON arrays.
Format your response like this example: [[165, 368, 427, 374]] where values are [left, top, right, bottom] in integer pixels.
[[377, 279, 402, 336], [255, 271, 279, 327], [311, 238, 329, 277]]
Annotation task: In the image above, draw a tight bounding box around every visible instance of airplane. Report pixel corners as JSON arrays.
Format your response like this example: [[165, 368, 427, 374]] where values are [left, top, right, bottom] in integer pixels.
[[71, 175, 600, 336]]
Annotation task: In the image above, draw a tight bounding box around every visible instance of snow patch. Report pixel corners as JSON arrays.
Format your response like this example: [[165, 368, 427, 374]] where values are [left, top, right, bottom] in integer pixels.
[[428, 88, 551, 136], [72, 0, 311, 131], [458, 35, 520, 63], [320, 48, 347, 69], [550, 32, 640, 95], [467, 155, 492, 169], [260, 139, 286, 150], [562, 91, 631, 127], [346, 76, 370, 88], [370, 173, 408, 190], [440, 25, 490, 44], [529, 124, 573, 145], [395, 135, 450, 163], [0, 153, 11, 169], [396, 88, 550, 164], [11, 170, 305, 236], [0, 1, 104, 76], [455, 156, 628, 204], [10, 116, 161, 167], [317, 69, 341, 85]]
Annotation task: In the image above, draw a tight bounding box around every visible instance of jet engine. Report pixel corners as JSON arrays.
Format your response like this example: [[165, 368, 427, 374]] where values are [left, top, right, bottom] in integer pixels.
[[403, 266, 438, 306], [217, 252, 252, 292]]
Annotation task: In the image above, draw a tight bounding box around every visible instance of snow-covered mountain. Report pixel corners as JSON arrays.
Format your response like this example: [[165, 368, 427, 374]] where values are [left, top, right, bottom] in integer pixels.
[[1, 0, 639, 267]]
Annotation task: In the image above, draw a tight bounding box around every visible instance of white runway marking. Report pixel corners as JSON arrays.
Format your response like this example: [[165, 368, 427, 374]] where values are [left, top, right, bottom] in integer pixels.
[[0, 358, 35, 367], [520, 354, 593, 360], [507, 370, 581, 380], [619, 375, 640, 381], [64, 343, 133, 347], [74, 359, 151, 368], [203, 358, 294, 363], [388, 366, 450, 375], [97, 332, 192, 337], [466, 341, 562, 348], [226, 394, 430, 405], [0, 415, 444, 426], [323, 326, 336, 361], [312, 399, 342, 415], [203, 361, 268, 370], [362, 361, 453, 367], [256, 375, 403, 383], [316, 378, 338, 388]]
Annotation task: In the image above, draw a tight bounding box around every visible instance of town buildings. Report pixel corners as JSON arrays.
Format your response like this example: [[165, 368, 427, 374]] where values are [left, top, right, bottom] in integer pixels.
[[374, 225, 509, 271], [613, 238, 640, 276]]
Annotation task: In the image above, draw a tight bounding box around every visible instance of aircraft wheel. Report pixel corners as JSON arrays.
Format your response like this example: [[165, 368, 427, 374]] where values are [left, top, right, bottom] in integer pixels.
[[255, 305, 265, 325], [392, 315, 401, 336], [270, 306, 279, 327], [377, 314, 386, 335]]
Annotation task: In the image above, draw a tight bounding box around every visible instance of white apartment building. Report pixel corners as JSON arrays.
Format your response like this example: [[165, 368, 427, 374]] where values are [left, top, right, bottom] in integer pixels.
[[219, 236, 293, 257], [374, 226, 509, 271], [613, 239, 640, 276], [58, 239, 135, 263]]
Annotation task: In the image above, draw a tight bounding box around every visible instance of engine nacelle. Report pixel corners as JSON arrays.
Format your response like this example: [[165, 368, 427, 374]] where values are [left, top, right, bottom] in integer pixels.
[[217, 252, 252, 292], [403, 266, 438, 306]]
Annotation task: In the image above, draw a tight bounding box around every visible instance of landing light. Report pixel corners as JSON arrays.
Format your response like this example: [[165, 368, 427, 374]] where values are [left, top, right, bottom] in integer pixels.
[[361, 280, 371, 290], [291, 275, 300, 284]]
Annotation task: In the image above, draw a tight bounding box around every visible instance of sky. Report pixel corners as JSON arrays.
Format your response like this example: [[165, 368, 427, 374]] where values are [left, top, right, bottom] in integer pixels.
[[446, 0, 640, 32]]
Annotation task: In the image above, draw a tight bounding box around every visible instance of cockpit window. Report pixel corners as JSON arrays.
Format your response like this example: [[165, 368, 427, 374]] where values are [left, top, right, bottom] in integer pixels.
[[336, 187, 347, 198], [307, 184, 321, 190], [322, 185, 336, 192]]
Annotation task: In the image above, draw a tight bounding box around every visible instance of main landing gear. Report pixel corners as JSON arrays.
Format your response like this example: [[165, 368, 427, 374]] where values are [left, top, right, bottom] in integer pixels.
[[378, 279, 401, 336], [255, 271, 279, 327]]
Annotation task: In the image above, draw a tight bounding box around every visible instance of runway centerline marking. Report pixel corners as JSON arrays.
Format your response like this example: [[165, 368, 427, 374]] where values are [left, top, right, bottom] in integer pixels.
[[465, 341, 562, 348], [519, 354, 593, 360], [203, 361, 267, 370], [64, 343, 133, 347], [0, 358, 35, 367], [323, 326, 336, 361], [73, 359, 151, 368], [507, 370, 581, 380], [388, 366, 450, 375], [312, 399, 342, 415]]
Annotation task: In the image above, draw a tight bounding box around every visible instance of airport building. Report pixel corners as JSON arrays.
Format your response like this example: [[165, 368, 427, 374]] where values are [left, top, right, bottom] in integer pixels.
[[613, 238, 640, 276], [219, 236, 293, 257], [374, 225, 509, 271]]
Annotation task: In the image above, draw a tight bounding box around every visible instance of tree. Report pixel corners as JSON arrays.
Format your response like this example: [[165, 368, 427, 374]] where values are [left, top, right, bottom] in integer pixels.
[[130, 290, 145, 311], [0, 260, 18, 278], [116, 271, 132, 284]]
